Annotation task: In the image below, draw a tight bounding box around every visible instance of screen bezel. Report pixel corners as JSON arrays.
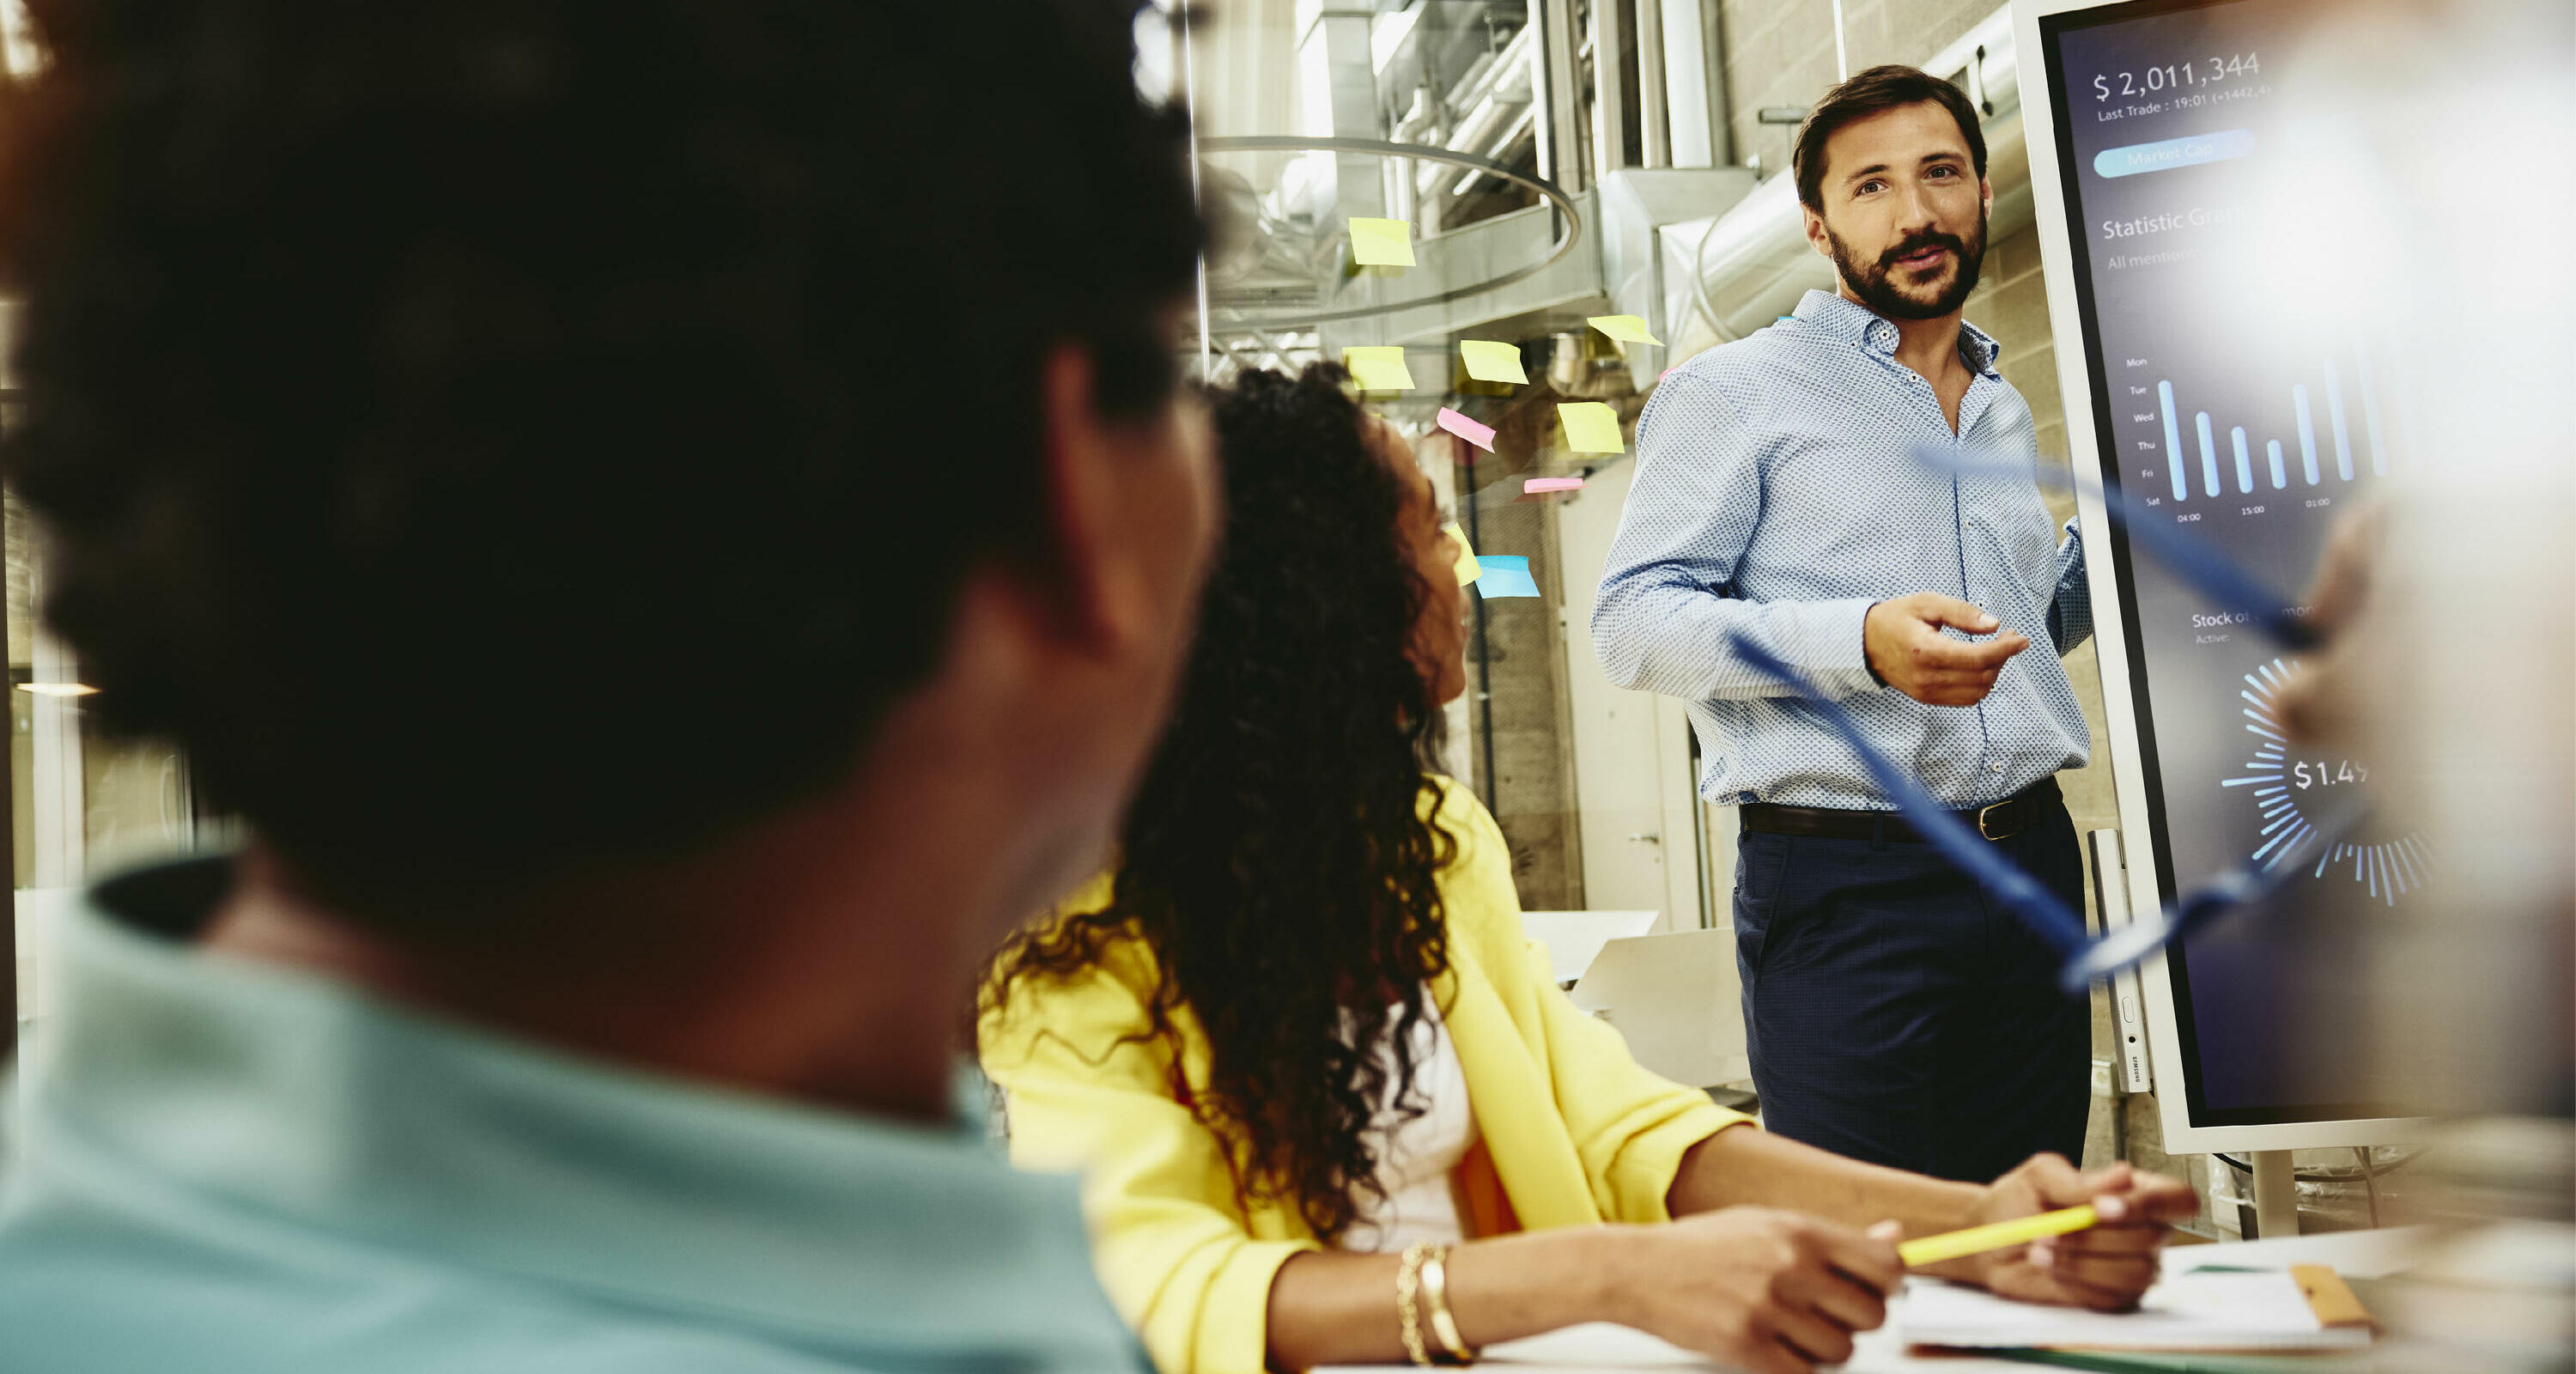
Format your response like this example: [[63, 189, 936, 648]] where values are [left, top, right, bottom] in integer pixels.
[[2009, 0, 2427, 1152]]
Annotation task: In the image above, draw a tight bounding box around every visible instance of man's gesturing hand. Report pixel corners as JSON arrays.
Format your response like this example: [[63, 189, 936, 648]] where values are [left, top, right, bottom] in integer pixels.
[[1607, 1207, 1903, 1374], [1863, 593, 2029, 706]]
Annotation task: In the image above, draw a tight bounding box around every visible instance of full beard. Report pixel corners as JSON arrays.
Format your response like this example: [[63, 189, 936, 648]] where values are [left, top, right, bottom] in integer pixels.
[[1827, 204, 1989, 321]]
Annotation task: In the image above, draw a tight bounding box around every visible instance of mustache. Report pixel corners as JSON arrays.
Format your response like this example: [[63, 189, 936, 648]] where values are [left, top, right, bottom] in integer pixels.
[[1880, 233, 1969, 269]]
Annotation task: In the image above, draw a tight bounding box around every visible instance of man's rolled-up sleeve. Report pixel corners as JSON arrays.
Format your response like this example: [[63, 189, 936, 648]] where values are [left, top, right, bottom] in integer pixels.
[[2048, 519, 2093, 654], [1589, 374, 1880, 702]]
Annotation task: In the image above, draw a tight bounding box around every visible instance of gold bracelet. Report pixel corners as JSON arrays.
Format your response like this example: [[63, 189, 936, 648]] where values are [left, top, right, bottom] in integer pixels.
[[1419, 1243, 1479, 1364], [1394, 1242, 1437, 1367]]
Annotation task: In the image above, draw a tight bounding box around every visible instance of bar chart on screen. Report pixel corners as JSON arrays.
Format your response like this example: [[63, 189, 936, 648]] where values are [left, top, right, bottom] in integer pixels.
[[2124, 338, 2394, 508]]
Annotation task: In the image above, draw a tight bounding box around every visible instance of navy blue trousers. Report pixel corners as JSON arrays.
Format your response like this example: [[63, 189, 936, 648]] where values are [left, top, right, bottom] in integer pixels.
[[1731, 800, 2091, 1182]]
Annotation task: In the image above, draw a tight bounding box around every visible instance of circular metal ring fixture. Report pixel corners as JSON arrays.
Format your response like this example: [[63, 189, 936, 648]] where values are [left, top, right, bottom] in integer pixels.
[[1197, 136, 1583, 328]]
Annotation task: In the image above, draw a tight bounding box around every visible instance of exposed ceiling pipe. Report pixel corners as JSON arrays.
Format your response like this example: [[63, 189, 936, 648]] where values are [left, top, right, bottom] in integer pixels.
[[1444, 106, 1537, 199], [1446, 20, 1534, 124], [1418, 23, 1535, 203]]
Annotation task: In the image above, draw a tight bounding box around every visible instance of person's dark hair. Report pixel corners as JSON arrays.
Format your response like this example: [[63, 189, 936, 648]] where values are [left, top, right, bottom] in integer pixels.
[[988, 364, 1455, 1242], [1793, 64, 1987, 210], [0, 0, 1200, 920]]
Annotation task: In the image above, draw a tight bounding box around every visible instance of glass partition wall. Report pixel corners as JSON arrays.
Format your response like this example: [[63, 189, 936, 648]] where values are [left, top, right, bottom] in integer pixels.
[[1149, 0, 1759, 1092]]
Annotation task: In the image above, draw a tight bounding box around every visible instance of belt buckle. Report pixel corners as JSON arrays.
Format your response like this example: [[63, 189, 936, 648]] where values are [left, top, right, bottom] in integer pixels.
[[1976, 801, 2014, 841]]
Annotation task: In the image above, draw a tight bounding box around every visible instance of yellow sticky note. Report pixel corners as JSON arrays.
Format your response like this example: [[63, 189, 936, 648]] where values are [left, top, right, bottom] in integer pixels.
[[1557, 401, 1625, 453], [1444, 521, 1481, 587], [1347, 217, 1416, 267], [1341, 346, 1414, 392], [1458, 340, 1528, 385], [1587, 314, 1662, 345]]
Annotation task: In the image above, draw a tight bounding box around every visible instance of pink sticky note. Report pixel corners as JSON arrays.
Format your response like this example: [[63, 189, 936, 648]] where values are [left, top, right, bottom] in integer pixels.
[[1435, 407, 1496, 452], [1523, 477, 1584, 494]]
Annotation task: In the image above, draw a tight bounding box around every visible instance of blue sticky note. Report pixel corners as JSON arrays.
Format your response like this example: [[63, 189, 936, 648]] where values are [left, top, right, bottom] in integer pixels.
[[1474, 556, 1540, 599]]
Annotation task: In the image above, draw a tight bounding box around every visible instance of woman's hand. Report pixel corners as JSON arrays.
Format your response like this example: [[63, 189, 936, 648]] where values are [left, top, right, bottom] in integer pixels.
[[1603, 1207, 1904, 1374], [1928, 1155, 2198, 1310]]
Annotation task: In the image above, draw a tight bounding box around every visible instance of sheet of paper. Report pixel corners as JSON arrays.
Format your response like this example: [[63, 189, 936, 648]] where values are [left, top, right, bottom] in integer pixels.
[[1523, 476, 1583, 494], [2165, 1225, 2432, 1281], [1587, 313, 1662, 344], [1477, 1322, 1710, 1367], [1458, 339, 1529, 384], [1436, 407, 1496, 451], [1318, 1320, 2057, 1372], [1893, 1274, 2370, 1353], [1556, 401, 1625, 453], [1444, 521, 1481, 587], [1341, 345, 1414, 392], [1474, 555, 1540, 599], [1346, 216, 1415, 267], [1519, 910, 1660, 985]]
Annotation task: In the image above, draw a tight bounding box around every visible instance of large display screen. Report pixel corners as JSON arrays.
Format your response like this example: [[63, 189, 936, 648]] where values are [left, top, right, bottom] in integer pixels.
[[2038, 0, 2418, 1124]]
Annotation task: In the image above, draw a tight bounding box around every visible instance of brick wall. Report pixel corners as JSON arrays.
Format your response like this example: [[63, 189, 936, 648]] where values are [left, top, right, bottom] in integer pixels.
[[1718, 0, 1996, 178]]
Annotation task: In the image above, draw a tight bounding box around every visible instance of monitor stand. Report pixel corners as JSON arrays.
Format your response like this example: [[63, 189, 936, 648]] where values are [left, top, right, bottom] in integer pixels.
[[2250, 1150, 2301, 1238]]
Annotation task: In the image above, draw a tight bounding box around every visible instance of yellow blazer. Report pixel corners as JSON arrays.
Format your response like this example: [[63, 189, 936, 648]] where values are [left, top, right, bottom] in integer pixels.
[[979, 777, 1753, 1374]]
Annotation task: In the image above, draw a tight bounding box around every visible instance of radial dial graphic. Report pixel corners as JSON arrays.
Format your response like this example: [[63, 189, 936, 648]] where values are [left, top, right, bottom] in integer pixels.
[[2216, 659, 2427, 905]]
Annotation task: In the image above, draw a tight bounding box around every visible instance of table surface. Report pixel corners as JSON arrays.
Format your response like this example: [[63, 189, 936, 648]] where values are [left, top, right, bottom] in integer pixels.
[[1322, 1228, 2429, 1373]]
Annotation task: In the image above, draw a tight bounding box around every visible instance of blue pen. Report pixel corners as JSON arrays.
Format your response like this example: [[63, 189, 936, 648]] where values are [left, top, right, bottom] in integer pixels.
[[2063, 801, 2368, 987], [1910, 445, 2323, 652], [1725, 635, 2093, 961], [1725, 634, 2370, 991]]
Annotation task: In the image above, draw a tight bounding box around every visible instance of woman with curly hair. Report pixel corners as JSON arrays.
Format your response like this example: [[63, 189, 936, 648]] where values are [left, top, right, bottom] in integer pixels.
[[979, 365, 2191, 1374]]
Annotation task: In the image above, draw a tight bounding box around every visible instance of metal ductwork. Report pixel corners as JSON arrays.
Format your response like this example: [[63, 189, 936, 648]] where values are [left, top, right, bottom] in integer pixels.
[[1416, 22, 1536, 207]]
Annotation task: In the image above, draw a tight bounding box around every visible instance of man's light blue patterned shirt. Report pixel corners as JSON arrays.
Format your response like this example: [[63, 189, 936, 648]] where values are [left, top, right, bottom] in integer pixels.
[[1592, 289, 2092, 811]]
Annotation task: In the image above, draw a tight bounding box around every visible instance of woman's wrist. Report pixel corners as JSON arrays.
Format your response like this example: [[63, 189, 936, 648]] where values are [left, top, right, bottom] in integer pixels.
[[1562, 1225, 1649, 1330], [1443, 1224, 1642, 1349]]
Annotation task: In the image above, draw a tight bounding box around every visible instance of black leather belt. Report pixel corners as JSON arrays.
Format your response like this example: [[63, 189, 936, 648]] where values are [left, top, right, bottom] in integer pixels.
[[1741, 776, 2062, 844]]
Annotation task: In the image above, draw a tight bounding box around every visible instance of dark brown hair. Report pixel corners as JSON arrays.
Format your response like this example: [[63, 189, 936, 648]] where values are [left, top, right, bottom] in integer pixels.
[[986, 364, 1455, 1242], [1793, 64, 1987, 210], [0, 0, 1200, 922]]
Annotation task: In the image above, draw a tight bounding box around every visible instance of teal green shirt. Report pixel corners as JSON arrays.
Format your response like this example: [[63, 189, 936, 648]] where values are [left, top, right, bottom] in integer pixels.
[[0, 858, 1147, 1374]]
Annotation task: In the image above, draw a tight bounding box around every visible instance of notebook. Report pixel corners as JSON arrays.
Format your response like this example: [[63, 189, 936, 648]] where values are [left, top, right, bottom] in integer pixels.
[[1989, 1352, 2379, 1373], [1895, 1268, 2374, 1353]]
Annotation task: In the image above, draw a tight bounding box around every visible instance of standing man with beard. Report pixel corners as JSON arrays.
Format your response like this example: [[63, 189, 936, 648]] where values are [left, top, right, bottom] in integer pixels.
[[1593, 66, 2095, 1182]]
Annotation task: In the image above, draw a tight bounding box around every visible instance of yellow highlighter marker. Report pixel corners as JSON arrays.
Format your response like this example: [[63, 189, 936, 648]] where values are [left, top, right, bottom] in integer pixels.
[[1899, 1204, 2099, 1268]]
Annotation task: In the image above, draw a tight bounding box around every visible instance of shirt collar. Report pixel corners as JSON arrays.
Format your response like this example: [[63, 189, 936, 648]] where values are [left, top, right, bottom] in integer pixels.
[[21, 855, 1137, 1368], [1791, 288, 2002, 378]]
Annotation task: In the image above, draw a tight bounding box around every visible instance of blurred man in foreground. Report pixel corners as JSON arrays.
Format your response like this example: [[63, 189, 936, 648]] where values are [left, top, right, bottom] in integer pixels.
[[2251, 3, 2571, 1365], [0, 3, 1212, 1371]]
